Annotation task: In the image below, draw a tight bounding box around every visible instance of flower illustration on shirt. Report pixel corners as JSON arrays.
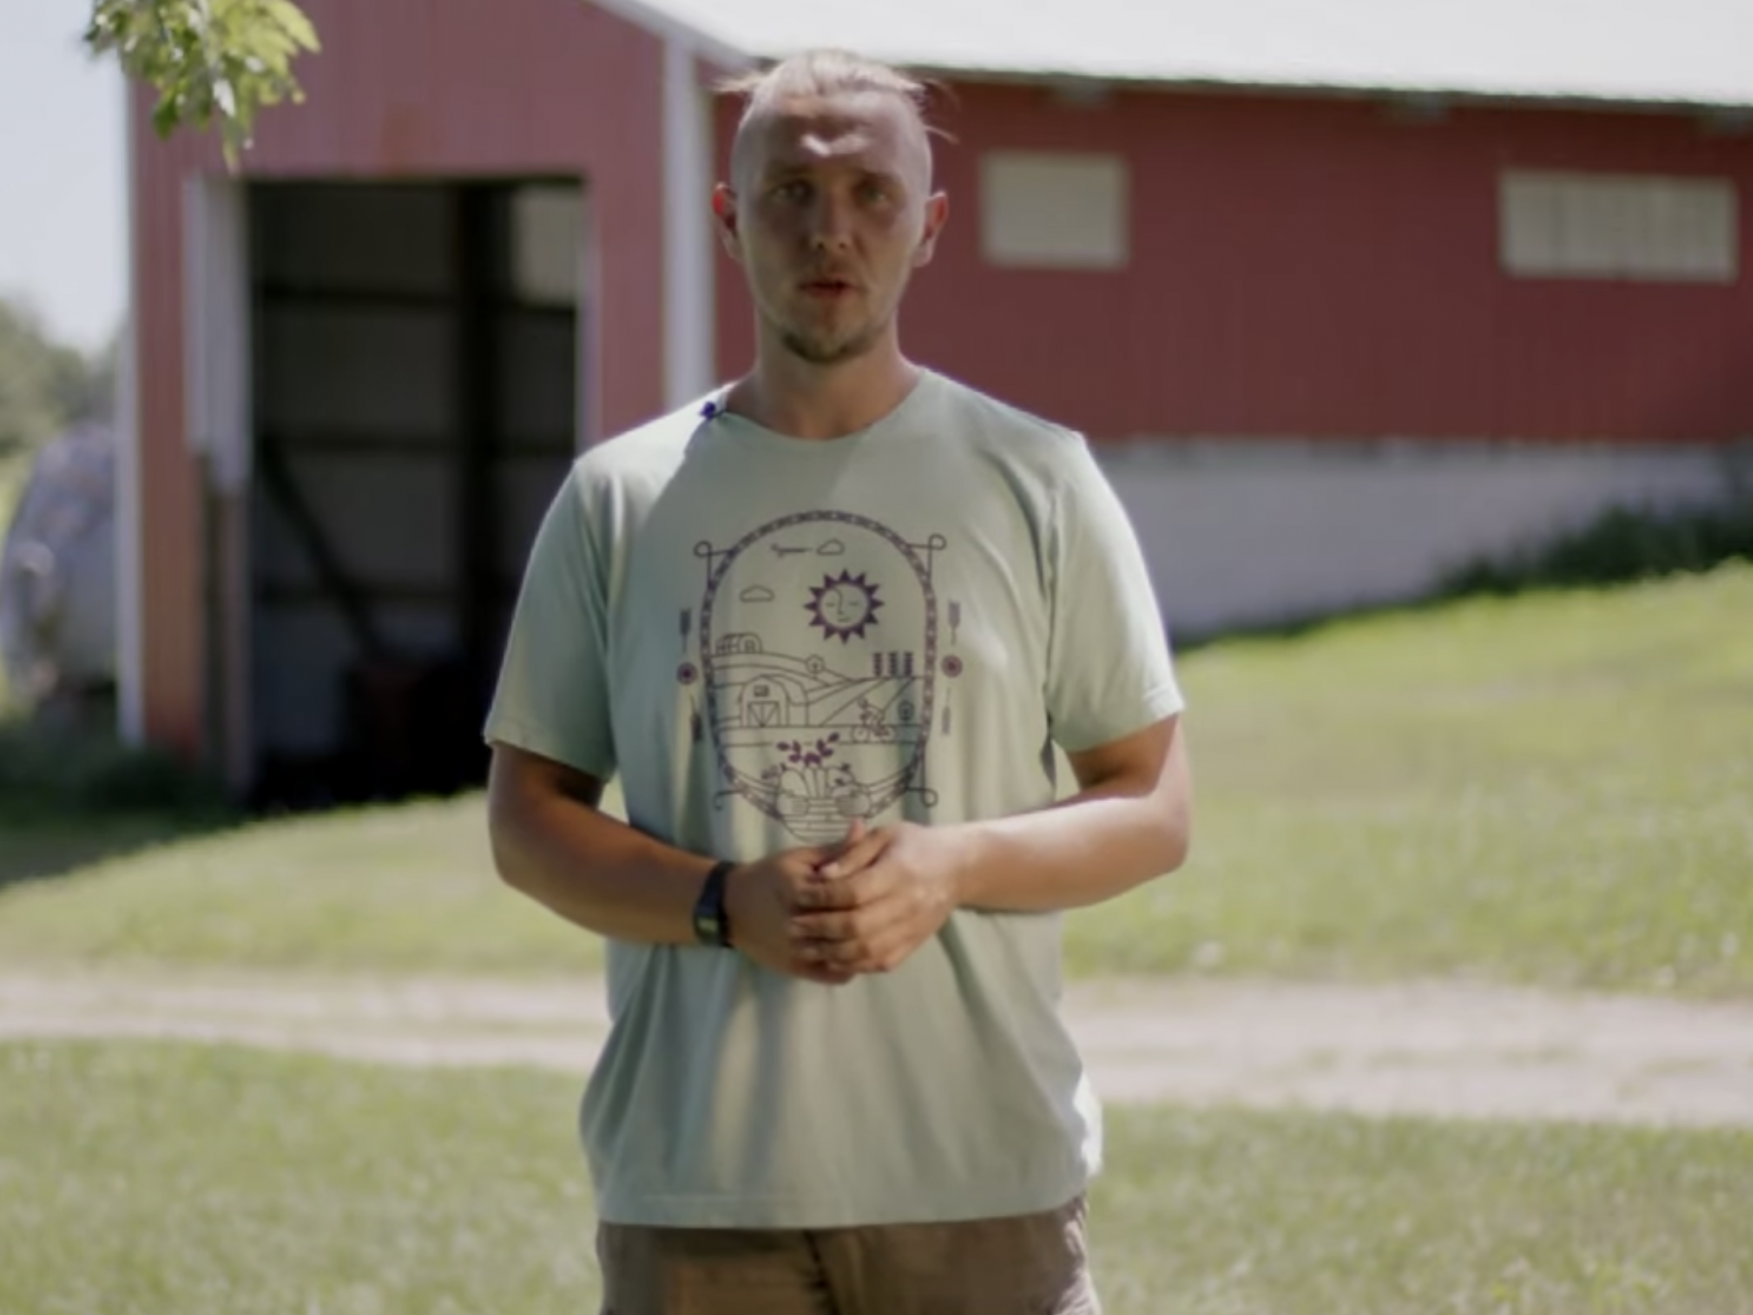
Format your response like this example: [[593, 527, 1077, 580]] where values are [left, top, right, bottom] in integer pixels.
[[806, 570, 884, 642]]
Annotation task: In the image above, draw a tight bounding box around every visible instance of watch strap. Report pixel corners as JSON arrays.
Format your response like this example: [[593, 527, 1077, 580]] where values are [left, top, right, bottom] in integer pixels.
[[692, 860, 736, 947]]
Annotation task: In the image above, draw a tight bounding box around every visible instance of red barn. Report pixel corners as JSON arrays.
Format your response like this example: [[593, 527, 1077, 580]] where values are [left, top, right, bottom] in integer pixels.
[[117, 0, 1753, 800]]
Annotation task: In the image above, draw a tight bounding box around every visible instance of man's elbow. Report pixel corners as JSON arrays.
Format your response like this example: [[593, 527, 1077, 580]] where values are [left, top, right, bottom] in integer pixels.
[[486, 797, 533, 893], [1155, 727, 1193, 875], [1157, 806, 1192, 876], [1148, 768, 1193, 877], [485, 752, 543, 893]]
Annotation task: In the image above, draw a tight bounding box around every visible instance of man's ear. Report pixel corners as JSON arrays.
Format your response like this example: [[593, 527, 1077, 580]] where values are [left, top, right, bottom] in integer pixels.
[[712, 184, 743, 261], [913, 191, 950, 268]]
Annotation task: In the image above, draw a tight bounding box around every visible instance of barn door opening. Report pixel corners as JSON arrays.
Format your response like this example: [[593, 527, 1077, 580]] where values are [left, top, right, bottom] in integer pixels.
[[248, 178, 586, 807]]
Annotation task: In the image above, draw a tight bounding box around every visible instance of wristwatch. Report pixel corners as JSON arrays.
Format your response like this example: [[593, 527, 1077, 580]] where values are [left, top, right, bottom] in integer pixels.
[[692, 860, 736, 947]]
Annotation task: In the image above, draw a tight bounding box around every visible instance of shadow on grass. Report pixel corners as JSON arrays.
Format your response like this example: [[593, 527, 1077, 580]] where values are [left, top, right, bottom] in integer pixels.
[[0, 815, 234, 891], [0, 715, 239, 890]]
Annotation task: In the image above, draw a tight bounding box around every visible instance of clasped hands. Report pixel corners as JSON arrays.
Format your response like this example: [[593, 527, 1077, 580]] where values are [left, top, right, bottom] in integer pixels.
[[722, 819, 966, 985]]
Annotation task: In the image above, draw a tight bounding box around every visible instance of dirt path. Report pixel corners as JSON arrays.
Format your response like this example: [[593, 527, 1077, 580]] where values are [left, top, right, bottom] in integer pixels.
[[4, 970, 1751, 1129]]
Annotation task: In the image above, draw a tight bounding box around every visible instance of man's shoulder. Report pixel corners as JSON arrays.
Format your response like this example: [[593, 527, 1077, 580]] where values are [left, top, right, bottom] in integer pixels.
[[568, 396, 713, 493], [928, 370, 1088, 461]]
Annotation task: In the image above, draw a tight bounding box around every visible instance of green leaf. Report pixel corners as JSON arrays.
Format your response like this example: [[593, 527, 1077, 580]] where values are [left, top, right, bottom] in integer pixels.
[[260, 0, 321, 51], [82, 0, 320, 170]]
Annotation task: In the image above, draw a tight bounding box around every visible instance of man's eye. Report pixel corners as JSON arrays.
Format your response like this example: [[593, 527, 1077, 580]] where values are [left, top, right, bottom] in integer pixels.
[[774, 181, 811, 201]]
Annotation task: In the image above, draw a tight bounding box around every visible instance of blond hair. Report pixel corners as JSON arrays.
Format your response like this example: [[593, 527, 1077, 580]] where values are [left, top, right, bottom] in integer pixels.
[[718, 48, 951, 145], [721, 48, 927, 112]]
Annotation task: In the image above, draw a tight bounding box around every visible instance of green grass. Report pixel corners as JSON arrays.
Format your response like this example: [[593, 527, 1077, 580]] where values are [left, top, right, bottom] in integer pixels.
[[4, 1040, 1751, 1315], [0, 798, 599, 973], [0, 814, 206, 891], [0, 1042, 596, 1315], [1, 568, 1750, 993], [1065, 562, 1753, 995]]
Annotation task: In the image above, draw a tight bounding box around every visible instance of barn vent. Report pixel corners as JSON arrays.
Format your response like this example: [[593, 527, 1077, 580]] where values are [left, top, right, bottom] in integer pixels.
[[978, 151, 1130, 270], [1499, 170, 1739, 284]]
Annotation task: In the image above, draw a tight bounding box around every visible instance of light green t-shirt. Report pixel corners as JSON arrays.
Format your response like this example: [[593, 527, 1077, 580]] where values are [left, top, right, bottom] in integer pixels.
[[485, 369, 1183, 1228]]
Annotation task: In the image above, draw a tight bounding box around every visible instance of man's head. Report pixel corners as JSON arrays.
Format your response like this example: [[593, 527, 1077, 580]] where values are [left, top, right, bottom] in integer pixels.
[[713, 50, 950, 367]]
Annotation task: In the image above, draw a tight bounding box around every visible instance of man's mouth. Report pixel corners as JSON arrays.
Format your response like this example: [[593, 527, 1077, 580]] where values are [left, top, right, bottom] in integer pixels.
[[802, 277, 856, 297]]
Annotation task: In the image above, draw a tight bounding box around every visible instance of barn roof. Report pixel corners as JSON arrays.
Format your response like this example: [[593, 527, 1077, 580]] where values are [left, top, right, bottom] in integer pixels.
[[596, 0, 1753, 113]]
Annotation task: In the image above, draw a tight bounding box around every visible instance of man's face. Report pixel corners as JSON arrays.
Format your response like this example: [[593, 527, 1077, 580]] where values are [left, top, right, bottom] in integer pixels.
[[715, 91, 948, 366]]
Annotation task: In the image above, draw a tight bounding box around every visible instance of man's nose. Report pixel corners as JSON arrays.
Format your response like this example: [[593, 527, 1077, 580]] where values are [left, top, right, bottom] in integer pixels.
[[807, 191, 855, 249]]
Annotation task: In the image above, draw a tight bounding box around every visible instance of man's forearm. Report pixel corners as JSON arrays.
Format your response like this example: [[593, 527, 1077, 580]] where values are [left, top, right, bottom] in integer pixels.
[[488, 774, 712, 945], [952, 780, 1190, 914]]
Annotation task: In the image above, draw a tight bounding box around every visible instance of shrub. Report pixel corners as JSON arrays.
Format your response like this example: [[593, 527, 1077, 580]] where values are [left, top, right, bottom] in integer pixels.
[[1437, 497, 1753, 598], [0, 716, 233, 820]]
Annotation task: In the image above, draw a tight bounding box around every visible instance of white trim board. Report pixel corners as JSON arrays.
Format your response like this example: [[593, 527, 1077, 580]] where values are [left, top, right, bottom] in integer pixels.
[[662, 41, 718, 408], [114, 94, 144, 745]]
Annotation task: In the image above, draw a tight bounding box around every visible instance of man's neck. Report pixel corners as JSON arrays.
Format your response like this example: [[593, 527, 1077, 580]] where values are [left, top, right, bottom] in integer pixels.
[[727, 342, 922, 441]]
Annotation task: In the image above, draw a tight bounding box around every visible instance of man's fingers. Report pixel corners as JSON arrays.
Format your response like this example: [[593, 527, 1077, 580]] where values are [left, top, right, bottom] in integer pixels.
[[809, 817, 867, 870], [790, 910, 858, 942], [815, 828, 891, 881], [793, 889, 917, 958], [791, 857, 893, 913], [849, 930, 920, 975], [801, 926, 921, 976]]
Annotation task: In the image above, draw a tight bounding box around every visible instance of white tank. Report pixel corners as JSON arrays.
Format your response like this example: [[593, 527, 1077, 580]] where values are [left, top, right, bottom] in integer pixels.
[[0, 425, 116, 710]]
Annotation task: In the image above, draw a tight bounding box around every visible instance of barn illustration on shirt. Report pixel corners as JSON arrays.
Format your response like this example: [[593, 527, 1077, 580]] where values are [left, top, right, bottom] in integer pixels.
[[680, 510, 962, 842]]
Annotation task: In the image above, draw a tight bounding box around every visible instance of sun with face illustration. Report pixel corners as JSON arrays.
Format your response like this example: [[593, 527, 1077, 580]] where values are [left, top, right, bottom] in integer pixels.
[[806, 571, 884, 642]]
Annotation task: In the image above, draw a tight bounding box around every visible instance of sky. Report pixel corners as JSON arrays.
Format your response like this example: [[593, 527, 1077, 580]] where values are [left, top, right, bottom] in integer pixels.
[[0, 0, 126, 354]]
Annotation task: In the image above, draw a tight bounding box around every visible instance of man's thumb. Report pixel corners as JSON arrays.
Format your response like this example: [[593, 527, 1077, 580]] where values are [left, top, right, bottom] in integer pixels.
[[811, 817, 866, 873]]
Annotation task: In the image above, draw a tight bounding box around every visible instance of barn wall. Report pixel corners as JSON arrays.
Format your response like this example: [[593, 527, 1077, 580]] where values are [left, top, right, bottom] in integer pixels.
[[129, 84, 205, 758], [131, 0, 668, 761], [714, 86, 1753, 444]]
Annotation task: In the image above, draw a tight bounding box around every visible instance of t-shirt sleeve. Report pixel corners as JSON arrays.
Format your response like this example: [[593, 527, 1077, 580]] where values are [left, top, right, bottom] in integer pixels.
[[481, 466, 618, 780], [1044, 436, 1185, 754]]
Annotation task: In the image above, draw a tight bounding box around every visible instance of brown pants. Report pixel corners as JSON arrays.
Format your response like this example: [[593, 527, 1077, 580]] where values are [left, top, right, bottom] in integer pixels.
[[596, 1196, 1100, 1315]]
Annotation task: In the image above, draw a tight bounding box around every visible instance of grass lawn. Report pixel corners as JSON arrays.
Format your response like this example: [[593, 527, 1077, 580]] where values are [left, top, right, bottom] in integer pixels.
[[4, 1040, 1750, 1315], [0, 799, 600, 973], [1062, 562, 1753, 995], [1, 566, 1749, 993], [0, 814, 208, 892]]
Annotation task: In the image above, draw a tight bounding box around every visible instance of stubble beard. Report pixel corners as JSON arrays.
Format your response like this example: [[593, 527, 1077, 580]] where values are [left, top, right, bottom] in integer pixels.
[[763, 272, 906, 366], [777, 317, 887, 366]]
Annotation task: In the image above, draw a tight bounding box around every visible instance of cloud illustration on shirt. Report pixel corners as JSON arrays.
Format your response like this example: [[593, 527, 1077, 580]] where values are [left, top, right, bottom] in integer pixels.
[[817, 540, 846, 557], [740, 586, 776, 603]]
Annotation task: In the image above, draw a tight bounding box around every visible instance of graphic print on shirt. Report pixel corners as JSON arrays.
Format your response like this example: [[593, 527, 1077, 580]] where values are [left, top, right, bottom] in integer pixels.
[[687, 511, 949, 842]]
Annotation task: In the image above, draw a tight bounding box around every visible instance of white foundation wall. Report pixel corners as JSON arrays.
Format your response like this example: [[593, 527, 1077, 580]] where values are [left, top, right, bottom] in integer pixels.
[[1095, 438, 1750, 637]]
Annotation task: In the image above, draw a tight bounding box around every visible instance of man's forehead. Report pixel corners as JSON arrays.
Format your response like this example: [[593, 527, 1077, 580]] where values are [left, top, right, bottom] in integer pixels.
[[743, 92, 928, 176]]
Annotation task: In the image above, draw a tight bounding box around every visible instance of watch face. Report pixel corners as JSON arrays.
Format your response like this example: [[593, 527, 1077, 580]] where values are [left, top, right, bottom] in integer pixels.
[[695, 863, 734, 946], [694, 909, 722, 944]]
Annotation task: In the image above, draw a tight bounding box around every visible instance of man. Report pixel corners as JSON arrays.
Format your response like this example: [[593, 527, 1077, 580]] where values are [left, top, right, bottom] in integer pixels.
[[485, 47, 1192, 1315]]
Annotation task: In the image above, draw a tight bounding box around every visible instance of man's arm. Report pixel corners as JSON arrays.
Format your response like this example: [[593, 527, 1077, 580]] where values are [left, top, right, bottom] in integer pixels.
[[950, 712, 1190, 911], [487, 742, 715, 945], [487, 742, 853, 983], [789, 715, 1191, 973]]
